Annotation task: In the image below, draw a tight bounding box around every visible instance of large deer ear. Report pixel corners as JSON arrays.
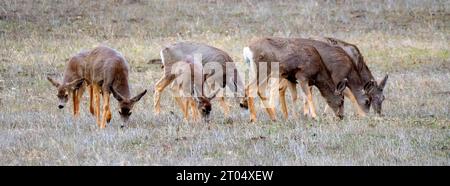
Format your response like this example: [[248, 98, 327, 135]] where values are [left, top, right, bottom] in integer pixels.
[[66, 78, 84, 90], [110, 86, 124, 102], [47, 76, 61, 87], [334, 79, 347, 96], [379, 74, 388, 90], [207, 88, 221, 101], [364, 80, 376, 94], [131, 89, 147, 103]]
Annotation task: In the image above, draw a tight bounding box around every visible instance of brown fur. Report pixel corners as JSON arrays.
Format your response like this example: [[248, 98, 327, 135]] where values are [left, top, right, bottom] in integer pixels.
[[50, 46, 147, 128], [322, 37, 388, 115], [243, 38, 347, 121], [153, 41, 244, 117]]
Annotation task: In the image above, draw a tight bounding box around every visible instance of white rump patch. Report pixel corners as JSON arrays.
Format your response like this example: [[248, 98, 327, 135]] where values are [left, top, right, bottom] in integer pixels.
[[160, 49, 165, 65]]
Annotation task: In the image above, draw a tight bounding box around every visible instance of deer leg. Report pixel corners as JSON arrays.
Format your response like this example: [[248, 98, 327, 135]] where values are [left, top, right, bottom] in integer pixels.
[[154, 75, 174, 114], [100, 91, 110, 129], [301, 82, 317, 119], [279, 79, 289, 119], [344, 88, 366, 117], [218, 96, 229, 116], [246, 83, 258, 122], [89, 85, 95, 116], [258, 80, 276, 121], [93, 85, 101, 127], [189, 98, 199, 121], [72, 89, 79, 117]]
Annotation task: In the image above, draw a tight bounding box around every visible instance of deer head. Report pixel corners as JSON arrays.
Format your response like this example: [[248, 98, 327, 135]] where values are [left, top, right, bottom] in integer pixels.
[[47, 76, 84, 109], [364, 74, 388, 115], [327, 79, 348, 119], [110, 86, 147, 125], [193, 85, 219, 121]]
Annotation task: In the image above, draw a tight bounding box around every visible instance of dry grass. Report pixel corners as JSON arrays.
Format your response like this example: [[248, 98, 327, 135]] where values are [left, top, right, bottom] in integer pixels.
[[0, 0, 449, 165]]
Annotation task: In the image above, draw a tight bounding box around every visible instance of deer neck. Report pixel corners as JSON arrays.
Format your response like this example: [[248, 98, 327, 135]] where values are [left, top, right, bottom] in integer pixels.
[[346, 68, 366, 100], [314, 68, 337, 100], [356, 56, 375, 83]]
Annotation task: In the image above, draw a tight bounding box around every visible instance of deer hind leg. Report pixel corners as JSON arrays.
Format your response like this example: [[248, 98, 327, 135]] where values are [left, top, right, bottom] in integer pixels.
[[154, 75, 175, 114], [301, 82, 317, 119], [343, 88, 366, 117], [100, 91, 110, 129]]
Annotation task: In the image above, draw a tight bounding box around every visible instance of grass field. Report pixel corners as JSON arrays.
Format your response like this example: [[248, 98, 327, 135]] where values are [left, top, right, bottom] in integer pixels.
[[0, 0, 449, 165]]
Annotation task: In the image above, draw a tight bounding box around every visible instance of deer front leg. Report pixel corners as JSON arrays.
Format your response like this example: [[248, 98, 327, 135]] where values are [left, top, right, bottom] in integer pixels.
[[189, 98, 200, 121], [89, 85, 95, 115], [257, 80, 276, 121], [100, 91, 110, 129], [279, 79, 289, 119], [301, 82, 317, 119], [72, 89, 79, 117], [343, 88, 366, 117], [218, 96, 229, 116], [93, 85, 101, 127], [154, 75, 174, 115]]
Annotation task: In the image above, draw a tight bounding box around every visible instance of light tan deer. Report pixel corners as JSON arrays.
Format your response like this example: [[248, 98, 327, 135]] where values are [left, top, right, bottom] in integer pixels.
[[47, 50, 95, 117], [169, 55, 219, 121], [153, 41, 245, 117], [52, 46, 147, 128], [87, 46, 147, 128]]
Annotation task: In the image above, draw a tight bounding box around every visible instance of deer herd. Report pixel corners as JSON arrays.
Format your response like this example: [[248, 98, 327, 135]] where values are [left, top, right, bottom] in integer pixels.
[[47, 37, 388, 128]]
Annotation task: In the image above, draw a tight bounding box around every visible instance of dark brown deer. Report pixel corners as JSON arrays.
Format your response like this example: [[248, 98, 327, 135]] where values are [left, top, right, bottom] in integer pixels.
[[83, 46, 147, 128], [242, 37, 372, 119], [243, 38, 348, 122], [47, 50, 95, 117], [321, 37, 388, 115], [153, 41, 244, 117]]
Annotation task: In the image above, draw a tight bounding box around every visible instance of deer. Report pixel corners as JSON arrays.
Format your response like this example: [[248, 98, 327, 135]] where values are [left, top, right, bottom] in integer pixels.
[[241, 37, 370, 121], [169, 55, 219, 121], [242, 37, 348, 122], [60, 46, 147, 128], [47, 50, 95, 118], [319, 37, 388, 115], [153, 41, 245, 117]]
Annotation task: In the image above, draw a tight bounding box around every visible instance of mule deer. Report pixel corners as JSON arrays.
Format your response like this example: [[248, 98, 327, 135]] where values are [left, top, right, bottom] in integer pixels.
[[243, 38, 348, 122], [153, 41, 244, 117], [82, 46, 147, 128], [47, 50, 95, 117], [169, 55, 219, 121], [321, 37, 388, 115]]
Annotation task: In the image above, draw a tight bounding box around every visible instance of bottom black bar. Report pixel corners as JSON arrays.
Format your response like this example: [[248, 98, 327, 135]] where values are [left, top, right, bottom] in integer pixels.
[[0, 166, 447, 185]]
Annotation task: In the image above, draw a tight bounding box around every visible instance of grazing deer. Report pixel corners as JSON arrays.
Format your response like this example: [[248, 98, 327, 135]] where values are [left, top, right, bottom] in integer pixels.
[[243, 38, 348, 122], [320, 37, 388, 115], [47, 51, 95, 117], [153, 41, 244, 116], [241, 37, 370, 121], [169, 55, 219, 121], [83, 46, 147, 128]]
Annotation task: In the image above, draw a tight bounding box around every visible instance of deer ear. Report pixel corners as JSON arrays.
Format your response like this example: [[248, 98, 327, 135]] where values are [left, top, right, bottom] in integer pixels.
[[47, 76, 61, 87], [364, 80, 376, 94], [207, 88, 220, 101], [335, 79, 347, 96], [131, 89, 147, 103], [110, 86, 124, 102], [379, 74, 388, 90], [66, 78, 84, 90]]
